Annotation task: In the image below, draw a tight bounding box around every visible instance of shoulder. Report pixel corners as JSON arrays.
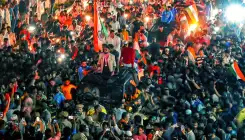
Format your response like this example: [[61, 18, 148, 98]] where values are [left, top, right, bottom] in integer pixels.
[[110, 53, 115, 58]]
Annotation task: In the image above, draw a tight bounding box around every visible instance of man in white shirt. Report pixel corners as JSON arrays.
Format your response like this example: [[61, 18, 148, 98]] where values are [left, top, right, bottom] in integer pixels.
[[110, 15, 120, 32], [106, 30, 121, 58]]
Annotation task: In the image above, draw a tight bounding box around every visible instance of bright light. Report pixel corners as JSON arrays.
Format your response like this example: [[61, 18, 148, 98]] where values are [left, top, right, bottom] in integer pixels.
[[187, 24, 198, 35], [101, 18, 104, 22], [226, 4, 245, 23], [57, 57, 62, 62], [83, 1, 88, 8], [61, 54, 65, 59], [28, 26, 36, 32], [124, 14, 128, 18], [56, 38, 60, 43], [189, 24, 197, 32], [129, 0, 133, 4], [54, 16, 58, 19], [70, 31, 75, 35], [85, 15, 91, 21], [214, 27, 220, 32], [145, 17, 150, 22], [211, 8, 219, 19]]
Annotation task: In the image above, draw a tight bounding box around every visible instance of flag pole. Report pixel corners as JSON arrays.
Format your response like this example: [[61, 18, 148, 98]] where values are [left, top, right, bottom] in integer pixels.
[[93, 0, 99, 52]]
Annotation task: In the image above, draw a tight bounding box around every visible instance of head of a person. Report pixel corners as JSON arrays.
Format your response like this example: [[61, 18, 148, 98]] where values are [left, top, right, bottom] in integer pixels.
[[81, 61, 87, 68], [64, 80, 70, 86], [3, 38, 8, 44], [165, 48, 170, 55], [108, 44, 114, 51], [137, 125, 144, 135], [185, 123, 193, 132], [94, 105, 102, 114], [167, 6, 172, 11], [122, 112, 130, 121], [122, 25, 126, 30], [56, 86, 61, 93], [110, 30, 115, 38], [103, 44, 110, 54], [159, 25, 164, 31], [76, 104, 84, 114], [7, 26, 11, 32]]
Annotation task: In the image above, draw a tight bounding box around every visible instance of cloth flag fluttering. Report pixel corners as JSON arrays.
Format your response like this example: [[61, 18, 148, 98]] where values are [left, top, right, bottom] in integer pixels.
[[185, 4, 199, 24], [229, 61, 245, 81]]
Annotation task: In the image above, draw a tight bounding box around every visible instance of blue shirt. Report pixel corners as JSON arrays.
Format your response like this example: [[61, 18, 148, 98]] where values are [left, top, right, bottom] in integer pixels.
[[78, 66, 92, 81], [54, 92, 65, 106], [171, 8, 177, 22], [161, 10, 173, 24]]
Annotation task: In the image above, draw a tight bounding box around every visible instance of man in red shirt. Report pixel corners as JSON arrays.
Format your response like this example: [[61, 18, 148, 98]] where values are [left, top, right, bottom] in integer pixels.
[[120, 42, 136, 68]]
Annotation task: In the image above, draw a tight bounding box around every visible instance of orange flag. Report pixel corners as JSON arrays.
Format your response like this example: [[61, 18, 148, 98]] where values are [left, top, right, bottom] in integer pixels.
[[93, 0, 99, 52]]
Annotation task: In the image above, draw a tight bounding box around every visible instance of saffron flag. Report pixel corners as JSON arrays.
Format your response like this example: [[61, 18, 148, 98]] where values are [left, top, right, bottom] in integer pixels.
[[187, 47, 196, 64], [185, 4, 199, 24], [229, 61, 245, 81], [93, 0, 99, 52]]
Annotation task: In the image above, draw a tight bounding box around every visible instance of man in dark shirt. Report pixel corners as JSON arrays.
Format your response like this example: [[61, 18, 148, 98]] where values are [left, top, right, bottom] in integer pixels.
[[132, 14, 144, 38], [14, 20, 22, 40], [148, 37, 160, 62], [156, 25, 166, 46], [19, 0, 27, 21]]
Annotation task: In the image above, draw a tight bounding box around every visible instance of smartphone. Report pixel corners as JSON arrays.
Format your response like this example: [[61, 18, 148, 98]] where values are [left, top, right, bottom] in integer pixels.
[[106, 128, 110, 131], [36, 117, 40, 122], [52, 119, 57, 124], [16, 95, 19, 99], [68, 116, 74, 119], [181, 125, 185, 131], [21, 118, 25, 122], [155, 131, 159, 135]]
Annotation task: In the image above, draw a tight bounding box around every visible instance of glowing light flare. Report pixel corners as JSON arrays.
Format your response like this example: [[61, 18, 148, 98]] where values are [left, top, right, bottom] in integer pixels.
[[214, 27, 220, 32], [129, 0, 133, 4], [211, 8, 219, 19], [67, 7, 72, 13], [83, 1, 88, 8], [85, 15, 91, 21], [28, 26, 36, 33], [57, 57, 62, 62], [226, 5, 245, 23], [60, 54, 65, 59], [101, 18, 105, 22], [56, 38, 60, 43], [189, 24, 197, 32], [144, 17, 150, 22], [124, 14, 128, 18], [187, 24, 198, 36]]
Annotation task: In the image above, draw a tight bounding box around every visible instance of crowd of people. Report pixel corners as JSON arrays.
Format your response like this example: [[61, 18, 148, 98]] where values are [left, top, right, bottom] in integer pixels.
[[0, 0, 245, 140]]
